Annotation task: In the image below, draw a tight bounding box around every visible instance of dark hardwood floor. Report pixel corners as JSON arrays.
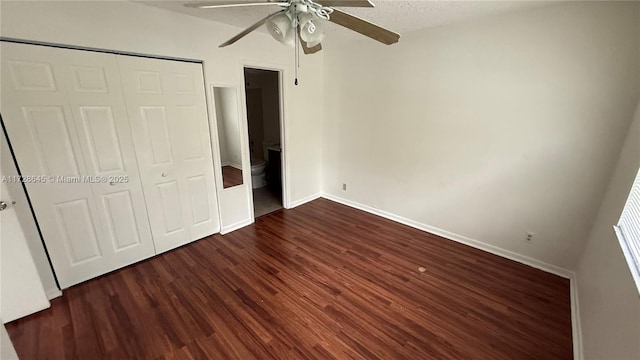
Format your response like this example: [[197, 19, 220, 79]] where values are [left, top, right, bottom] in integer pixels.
[[6, 198, 573, 359], [222, 166, 243, 188]]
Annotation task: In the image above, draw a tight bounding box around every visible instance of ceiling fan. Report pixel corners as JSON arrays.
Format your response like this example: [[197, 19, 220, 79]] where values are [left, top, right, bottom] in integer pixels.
[[184, 0, 400, 55]]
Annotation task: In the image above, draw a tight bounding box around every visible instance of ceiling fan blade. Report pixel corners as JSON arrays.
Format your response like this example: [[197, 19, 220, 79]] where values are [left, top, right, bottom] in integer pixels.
[[219, 11, 283, 47], [328, 8, 399, 45], [299, 38, 322, 55], [302, 41, 322, 54], [185, 1, 288, 9], [297, 26, 322, 54], [317, 0, 374, 7]]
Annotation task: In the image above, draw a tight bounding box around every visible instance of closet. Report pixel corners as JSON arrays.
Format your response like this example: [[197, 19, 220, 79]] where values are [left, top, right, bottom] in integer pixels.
[[1, 42, 219, 288]]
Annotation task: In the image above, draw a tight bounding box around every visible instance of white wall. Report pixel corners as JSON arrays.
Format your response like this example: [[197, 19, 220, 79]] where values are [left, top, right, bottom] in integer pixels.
[[576, 99, 640, 359], [0, 0, 323, 252], [322, 1, 639, 271]]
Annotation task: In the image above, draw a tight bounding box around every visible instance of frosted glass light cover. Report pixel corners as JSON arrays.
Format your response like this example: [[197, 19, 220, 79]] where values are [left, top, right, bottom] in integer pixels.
[[266, 13, 292, 43], [283, 27, 295, 47], [306, 34, 325, 48], [299, 14, 324, 44]]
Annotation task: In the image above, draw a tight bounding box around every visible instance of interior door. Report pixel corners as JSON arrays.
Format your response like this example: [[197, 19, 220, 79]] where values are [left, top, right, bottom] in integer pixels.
[[1, 42, 155, 288], [117, 56, 220, 253], [0, 179, 49, 323]]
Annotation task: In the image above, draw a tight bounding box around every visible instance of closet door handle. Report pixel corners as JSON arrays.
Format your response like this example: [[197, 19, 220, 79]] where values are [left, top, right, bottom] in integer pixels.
[[0, 200, 17, 211]]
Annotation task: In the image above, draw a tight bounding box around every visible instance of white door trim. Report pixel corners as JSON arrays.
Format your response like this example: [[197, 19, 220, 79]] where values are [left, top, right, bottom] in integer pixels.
[[0, 37, 201, 64], [239, 62, 290, 210]]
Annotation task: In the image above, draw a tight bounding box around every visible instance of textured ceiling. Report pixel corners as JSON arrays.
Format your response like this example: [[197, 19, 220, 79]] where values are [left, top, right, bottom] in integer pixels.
[[139, 0, 558, 42]]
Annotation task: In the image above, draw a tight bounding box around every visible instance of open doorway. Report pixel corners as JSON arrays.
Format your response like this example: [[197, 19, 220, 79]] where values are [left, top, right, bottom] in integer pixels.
[[244, 67, 283, 218]]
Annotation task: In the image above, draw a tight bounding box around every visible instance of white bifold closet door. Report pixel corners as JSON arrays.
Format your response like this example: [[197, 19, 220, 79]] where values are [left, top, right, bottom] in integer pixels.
[[1, 42, 220, 288], [117, 56, 219, 254], [1, 43, 155, 288]]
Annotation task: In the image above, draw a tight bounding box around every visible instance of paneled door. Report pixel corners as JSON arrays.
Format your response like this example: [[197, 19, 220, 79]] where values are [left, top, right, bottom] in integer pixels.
[[0, 179, 49, 323], [117, 56, 220, 253], [1, 42, 155, 288]]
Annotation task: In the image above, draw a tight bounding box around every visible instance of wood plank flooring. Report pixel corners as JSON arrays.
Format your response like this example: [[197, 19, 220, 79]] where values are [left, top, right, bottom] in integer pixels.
[[6, 198, 573, 359], [222, 166, 243, 188]]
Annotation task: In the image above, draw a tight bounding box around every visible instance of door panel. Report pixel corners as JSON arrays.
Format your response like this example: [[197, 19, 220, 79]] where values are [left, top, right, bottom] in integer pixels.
[[157, 180, 186, 234], [8, 60, 57, 91], [54, 198, 102, 264], [1, 42, 155, 288], [134, 71, 163, 93], [70, 65, 109, 93], [117, 56, 220, 253], [101, 190, 142, 251], [179, 106, 205, 161], [140, 106, 174, 165], [23, 106, 81, 176], [187, 175, 211, 224], [77, 106, 125, 173]]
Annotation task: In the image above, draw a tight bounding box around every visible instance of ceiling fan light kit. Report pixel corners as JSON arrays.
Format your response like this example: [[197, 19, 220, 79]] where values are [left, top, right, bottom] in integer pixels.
[[266, 12, 294, 45], [185, 0, 399, 83], [298, 13, 325, 45]]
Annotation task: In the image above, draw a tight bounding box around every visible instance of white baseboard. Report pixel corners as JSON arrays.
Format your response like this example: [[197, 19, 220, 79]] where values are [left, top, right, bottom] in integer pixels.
[[287, 192, 322, 209], [323, 193, 573, 278], [220, 217, 254, 235], [321, 192, 582, 359], [220, 161, 242, 170], [570, 276, 584, 360], [45, 288, 62, 300]]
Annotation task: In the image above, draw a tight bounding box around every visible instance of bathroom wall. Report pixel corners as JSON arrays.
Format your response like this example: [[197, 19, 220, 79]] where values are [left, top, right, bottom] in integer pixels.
[[244, 86, 265, 162], [214, 87, 242, 169], [260, 72, 281, 157], [245, 69, 281, 161]]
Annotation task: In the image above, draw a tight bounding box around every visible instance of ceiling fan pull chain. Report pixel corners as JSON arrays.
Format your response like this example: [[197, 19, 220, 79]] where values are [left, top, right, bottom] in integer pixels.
[[294, 19, 299, 86]]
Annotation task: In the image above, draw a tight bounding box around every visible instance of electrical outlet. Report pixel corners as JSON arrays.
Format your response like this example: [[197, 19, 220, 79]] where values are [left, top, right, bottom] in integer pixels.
[[342, 183, 347, 191], [525, 232, 535, 243]]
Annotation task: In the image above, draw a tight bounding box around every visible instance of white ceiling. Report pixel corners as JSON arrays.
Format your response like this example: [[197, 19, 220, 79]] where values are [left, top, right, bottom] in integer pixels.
[[139, 0, 560, 42]]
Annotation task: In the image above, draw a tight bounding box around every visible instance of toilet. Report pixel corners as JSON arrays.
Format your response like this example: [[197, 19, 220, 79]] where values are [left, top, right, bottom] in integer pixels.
[[251, 159, 267, 189]]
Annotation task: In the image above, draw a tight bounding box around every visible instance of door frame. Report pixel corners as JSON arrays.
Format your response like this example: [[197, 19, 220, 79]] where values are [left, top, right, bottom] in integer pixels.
[[206, 81, 251, 230], [239, 63, 290, 211]]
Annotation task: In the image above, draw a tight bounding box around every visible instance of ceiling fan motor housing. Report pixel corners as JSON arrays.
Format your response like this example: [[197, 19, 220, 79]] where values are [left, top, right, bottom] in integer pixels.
[[293, 3, 308, 13]]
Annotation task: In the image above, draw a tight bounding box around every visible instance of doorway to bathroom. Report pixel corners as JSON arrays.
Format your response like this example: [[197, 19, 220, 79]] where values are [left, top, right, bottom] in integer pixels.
[[243, 67, 283, 218]]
